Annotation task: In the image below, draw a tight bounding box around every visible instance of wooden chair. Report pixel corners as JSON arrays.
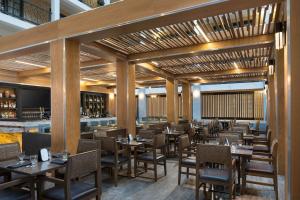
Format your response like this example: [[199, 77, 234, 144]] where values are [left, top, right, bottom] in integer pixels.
[[178, 135, 196, 185], [0, 177, 35, 200], [134, 134, 167, 182], [0, 143, 21, 182], [253, 129, 272, 154], [55, 139, 100, 179], [39, 150, 101, 200], [195, 144, 236, 200], [97, 136, 130, 186], [244, 140, 279, 200]]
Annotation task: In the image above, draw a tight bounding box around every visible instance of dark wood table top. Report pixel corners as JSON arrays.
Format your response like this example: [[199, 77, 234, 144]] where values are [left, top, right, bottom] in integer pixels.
[[0, 159, 64, 176], [231, 146, 253, 157]]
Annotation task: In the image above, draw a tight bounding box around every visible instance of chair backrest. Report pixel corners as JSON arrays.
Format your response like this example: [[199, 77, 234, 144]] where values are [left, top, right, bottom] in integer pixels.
[[0, 143, 20, 161], [153, 134, 165, 148], [267, 129, 272, 146], [77, 139, 99, 154], [178, 135, 190, 152], [97, 136, 117, 153], [106, 128, 127, 138], [138, 129, 155, 139], [196, 144, 232, 167], [219, 133, 241, 145], [66, 150, 98, 180], [271, 139, 278, 167]]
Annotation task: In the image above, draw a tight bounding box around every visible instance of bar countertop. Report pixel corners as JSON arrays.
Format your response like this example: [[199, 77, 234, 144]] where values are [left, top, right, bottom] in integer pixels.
[[0, 117, 116, 133]]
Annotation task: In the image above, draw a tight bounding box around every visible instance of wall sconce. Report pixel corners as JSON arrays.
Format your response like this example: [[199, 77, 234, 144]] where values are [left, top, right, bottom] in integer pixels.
[[268, 59, 275, 76], [193, 90, 200, 98], [138, 92, 145, 99], [109, 93, 114, 100], [150, 94, 157, 98], [275, 22, 286, 50]]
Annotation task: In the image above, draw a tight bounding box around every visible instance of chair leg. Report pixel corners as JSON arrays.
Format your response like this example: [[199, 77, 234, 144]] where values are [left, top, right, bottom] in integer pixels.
[[187, 167, 190, 179], [154, 162, 158, 182], [195, 181, 199, 200], [113, 167, 118, 187], [164, 159, 167, 176], [178, 166, 181, 185], [274, 175, 279, 200]]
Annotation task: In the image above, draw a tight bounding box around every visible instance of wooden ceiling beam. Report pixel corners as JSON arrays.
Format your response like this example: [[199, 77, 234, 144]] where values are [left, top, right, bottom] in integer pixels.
[[18, 58, 112, 77], [176, 66, 268, 78], [191, 75, 267, 84], [0, 0, 282, 55], [136, 63, 175, 80], [129, 34, 274, 62]]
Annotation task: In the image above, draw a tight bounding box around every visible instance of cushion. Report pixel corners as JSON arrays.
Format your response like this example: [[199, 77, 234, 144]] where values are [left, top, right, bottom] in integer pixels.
[[137, 152, 165, 161], [181, 157, 196, 166], [101, 155, 129, 165], [246, 161, 274, 174], [0, 188, 30, 200], [42, 182, 96, 200], [199, 168, 230, 182]]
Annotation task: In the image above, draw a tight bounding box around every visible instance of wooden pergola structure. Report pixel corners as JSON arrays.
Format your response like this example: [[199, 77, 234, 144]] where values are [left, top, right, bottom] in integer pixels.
[[0, 0, 299, 198]]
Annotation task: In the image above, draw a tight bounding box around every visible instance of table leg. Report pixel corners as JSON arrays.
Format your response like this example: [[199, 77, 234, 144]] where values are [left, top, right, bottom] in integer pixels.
[[127, 146, 131, 177], [241, 157, 247, 194]]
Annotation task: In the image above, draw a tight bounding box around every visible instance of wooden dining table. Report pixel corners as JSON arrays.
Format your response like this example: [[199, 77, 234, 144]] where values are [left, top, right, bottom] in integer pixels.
[[0, 158, 65, 199], [231, 145, 253, 195], [164, 130, 185, 157], [117, 138, 153, 177]]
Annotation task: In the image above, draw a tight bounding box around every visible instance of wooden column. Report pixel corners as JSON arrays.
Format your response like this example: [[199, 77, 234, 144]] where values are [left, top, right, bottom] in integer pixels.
[[182, 82, 192, 122], [127, 63, 136, 135], [116, 60, 127, 129], [286, 0, 300, 199], [275, 49, 285, 175], [166, 79, 178, 124], [116, 60, 136, 135], [268, 75, 276, 141], [50, 39, 80, 154]]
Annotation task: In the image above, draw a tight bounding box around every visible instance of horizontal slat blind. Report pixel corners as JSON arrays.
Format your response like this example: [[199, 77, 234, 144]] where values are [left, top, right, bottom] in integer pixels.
[[201, 91, 264, 120]]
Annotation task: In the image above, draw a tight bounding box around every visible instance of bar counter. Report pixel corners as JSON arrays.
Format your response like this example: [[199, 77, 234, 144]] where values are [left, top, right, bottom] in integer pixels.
[[0, 117, 116, 133]]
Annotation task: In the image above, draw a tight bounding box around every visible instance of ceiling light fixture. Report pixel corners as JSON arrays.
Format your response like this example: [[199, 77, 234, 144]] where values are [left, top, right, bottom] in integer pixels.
[[151, 61, 159, 66], [15, 60, 46, 68], [234, 62, 239, 69], [140, 41, 146, 45], [275, 22, 286, 50], [193, 20, 210, 43], [82, 78, 99, 82], [268, 59, 275, 76]]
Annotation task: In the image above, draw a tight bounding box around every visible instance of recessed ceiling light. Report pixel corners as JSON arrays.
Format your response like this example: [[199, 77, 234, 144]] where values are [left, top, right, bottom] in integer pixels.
[[15, 60, 47, 68], [151, 61, 159, 66], [234, 62, 239, 69], [82, 78, 98, 82]]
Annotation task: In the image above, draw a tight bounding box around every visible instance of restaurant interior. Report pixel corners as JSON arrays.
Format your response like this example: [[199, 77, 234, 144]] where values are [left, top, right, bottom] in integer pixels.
[[0, 0, 299, 199]]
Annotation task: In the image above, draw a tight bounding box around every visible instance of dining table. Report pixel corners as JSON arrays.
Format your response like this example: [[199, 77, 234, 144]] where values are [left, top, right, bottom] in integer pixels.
[[163, 130, 185, 157], [117, 138, 153, 177], [0, 158, 66, 199], [231, 145, 253, 195]]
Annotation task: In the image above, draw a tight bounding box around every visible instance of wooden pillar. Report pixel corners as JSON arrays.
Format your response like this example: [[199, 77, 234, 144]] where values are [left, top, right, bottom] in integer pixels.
[[286, 0, 300, 199], [166, 79, 178, 124], [182, 82, 192, 122], [127, 63, 136, 135], [268, 75, 276, 141], [275, 49, 285, 175], [50, 39, 80, 154], [116, 60, 127, 129], [116, 60, 136, 135]]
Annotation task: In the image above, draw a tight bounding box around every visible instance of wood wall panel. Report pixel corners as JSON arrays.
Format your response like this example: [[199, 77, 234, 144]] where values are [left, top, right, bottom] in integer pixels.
[[201, 91, 264, 120]]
